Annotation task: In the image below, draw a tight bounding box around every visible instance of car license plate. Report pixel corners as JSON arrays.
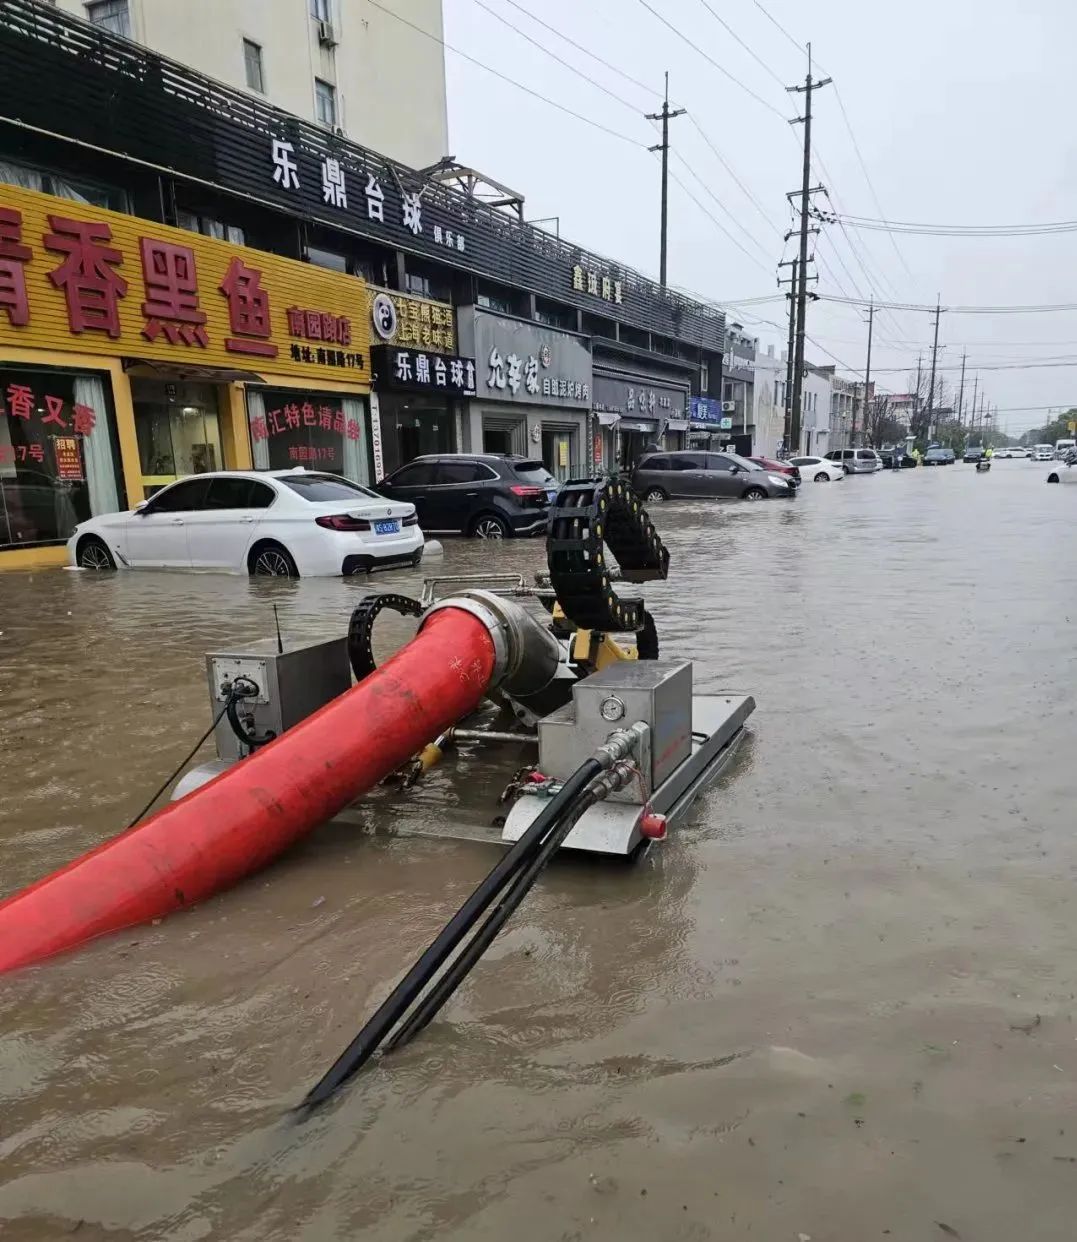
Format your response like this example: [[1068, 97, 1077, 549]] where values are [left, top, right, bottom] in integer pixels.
[[373, 519, 398, 535]]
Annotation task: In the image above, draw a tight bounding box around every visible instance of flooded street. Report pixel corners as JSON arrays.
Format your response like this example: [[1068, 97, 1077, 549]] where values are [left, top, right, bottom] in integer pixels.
[[2, 463, 1076, 1241]]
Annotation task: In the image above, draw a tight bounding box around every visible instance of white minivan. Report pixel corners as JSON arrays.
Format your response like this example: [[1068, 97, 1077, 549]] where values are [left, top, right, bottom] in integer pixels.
[[1032, 444, 1055, 462]]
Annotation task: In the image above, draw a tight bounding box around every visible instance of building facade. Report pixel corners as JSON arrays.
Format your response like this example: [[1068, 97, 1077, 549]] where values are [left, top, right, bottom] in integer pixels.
[[829, 374, 858, 450], [721, 323, 756, 448], [0, 0, 725, 568], [52, 0, 449, 169], [751, 344, 784, 458]]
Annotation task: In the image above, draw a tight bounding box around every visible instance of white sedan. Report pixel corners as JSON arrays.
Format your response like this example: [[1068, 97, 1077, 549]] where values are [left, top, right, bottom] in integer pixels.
[[1046, 455, 1077, 484], [788, 455, 845, 482], [67, 469, 425, 577]]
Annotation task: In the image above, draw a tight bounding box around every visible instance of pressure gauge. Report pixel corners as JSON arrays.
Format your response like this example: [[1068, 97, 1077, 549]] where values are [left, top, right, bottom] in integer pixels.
[[599, 695, 626, 722]]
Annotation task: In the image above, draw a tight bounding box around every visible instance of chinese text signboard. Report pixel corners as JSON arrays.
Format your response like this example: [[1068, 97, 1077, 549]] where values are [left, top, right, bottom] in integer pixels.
[[456, 308, 592, 409], [592, 373, 689, 421], [689, 396, 732, 430], [0, 381, 97, 468], [371, 346, 476, 397], [0, 185, 371, 387], [370, 288, 457, 354], [251, 392, 357, 472]]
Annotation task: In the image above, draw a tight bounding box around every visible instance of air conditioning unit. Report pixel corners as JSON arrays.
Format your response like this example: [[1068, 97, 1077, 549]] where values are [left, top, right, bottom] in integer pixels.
[[317, 19, 338, 47], [721, 401, 736, 412]]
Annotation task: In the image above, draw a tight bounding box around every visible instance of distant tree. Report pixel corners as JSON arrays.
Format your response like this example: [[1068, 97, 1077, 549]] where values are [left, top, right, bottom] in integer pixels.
[[1020, 410, 1077, 446]]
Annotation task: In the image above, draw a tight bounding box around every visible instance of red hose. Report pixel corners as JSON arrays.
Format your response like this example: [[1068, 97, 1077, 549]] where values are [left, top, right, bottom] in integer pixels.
[[0, 608, 496, 974]]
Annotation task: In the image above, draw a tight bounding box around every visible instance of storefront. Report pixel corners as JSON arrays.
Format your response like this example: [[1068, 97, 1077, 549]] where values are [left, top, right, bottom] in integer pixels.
[[0, 183, 372, 568], [367, 287, 470, 479], [688, 395, 735, 450], [456, 307, 592, 480], [592, 369, 691, 471]]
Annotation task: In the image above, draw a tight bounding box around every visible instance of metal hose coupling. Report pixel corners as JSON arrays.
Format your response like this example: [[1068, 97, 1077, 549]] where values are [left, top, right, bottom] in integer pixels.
[[592, 721, 648, 770], [421, 589, 562, 697], [587, 759, 637, 801]]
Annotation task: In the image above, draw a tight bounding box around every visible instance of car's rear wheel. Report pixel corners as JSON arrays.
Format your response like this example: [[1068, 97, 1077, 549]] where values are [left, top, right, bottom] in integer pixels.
[[77, 535, 115, 570], [1047, 473, 1060, 483], [470, 513, 509, 539], [249, 541, 299, 577], [743, 486, 767, 501], [643, 487, 668, 502], [814, 471, 830, 482]]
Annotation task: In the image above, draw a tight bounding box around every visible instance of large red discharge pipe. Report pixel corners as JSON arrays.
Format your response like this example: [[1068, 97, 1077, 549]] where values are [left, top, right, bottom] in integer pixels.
[[0, 608, 496, 974]]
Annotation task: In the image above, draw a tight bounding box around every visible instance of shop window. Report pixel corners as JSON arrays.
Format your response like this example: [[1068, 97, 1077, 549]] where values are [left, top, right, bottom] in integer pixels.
[[0, 156, 128, 213], [534, 299, 576, 331], [243, 39, 265, 94], [0, 366, 123, 549], [176, 208, 244, 247], [87, 0, 130, 38], [307, 245, 348, 273], [377, 393, 455, 478], [247, 388, 371, 484], [477, 289, 515, 315], [131, 379, 224, 492]]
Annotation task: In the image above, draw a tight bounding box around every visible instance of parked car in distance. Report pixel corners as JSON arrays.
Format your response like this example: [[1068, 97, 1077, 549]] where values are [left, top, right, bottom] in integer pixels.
[[1054, 438, 1076, 459], [963, 445, 985, 463], [924, 447, 956, 465], [750, 455, 801, 486], [788, 454, 844, 482], [632, 450, 794, 501], [377, 453, 557, 539], [1032, 444, 1055, 461], [1046, 449, 1077, 483], [875, 447, 914, 469], [68, 469, 423, 577], [825, 448, 883, 474]]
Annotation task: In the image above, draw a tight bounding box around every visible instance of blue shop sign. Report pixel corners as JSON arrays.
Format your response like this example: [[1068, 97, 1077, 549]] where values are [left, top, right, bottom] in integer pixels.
[[690, 396, 731, 430]]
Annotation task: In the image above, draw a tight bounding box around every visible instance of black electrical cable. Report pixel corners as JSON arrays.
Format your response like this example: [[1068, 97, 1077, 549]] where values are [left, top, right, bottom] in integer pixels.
[[386, 785, 602, 1053], [299, 755, 604, 1111], [124, 689, 239, 830]]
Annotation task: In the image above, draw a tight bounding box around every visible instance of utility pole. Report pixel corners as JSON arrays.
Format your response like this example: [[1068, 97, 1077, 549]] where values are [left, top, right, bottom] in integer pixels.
[[778, 257, 798, 451], [858, 297, 874, 447], [787, 45, 830, 455], [957, 350, 967, 425], [926, 295, 941, 441], [647, 71, 685, 289], [914, 354, 922, 438], [969, 373, 978, 438]]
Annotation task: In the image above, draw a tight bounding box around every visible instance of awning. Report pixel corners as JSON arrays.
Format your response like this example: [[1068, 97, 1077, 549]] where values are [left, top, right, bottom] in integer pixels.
[[596, 411, 620, 427], [122, 358, 267, 383], [665, 418, 690, 431], [619, 418, 659, 434]]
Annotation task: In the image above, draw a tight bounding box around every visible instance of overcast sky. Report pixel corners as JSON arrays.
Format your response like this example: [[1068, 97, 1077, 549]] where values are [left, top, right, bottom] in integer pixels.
[[441, 0, 1077, 436]]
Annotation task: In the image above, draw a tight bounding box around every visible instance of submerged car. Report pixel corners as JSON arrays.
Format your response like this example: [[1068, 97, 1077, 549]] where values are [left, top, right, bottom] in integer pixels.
[[1047, 450, 1077, 483], [825, 448, 883, 474], [963, 446, 985, 463], [750, 455, 801, 487], [68, 469, 423, 577], [377, 453, 557, 538], [632, 450, 795, 501], [924, 447, 956, 465], [788, 454, 845, 482]]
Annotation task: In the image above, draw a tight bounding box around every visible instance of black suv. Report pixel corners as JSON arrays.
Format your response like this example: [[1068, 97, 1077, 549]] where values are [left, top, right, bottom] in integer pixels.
[[376, 454, 558, 538]]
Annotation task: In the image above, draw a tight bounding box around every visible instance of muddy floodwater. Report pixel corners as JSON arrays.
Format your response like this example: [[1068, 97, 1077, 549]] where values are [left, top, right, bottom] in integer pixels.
[[1, 462, 1076, 1241]]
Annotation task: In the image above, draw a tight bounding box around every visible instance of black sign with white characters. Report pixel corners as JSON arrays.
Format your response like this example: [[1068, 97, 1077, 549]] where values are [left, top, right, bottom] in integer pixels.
[[371, 346, 477, 396]]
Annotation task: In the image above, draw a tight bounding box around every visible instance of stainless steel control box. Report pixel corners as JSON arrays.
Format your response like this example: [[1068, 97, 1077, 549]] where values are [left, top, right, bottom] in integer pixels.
[[206, 636, 352, 761], [538, 660, 693, 802]]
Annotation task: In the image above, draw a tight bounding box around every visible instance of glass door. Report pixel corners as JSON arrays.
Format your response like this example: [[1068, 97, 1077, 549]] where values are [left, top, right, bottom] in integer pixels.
[[130, 379, 224, 498]]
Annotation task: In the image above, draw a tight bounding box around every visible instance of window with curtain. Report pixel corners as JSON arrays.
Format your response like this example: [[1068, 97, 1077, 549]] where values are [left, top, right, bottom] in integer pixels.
[[0, 367, 123, 549], [246, 388, 371, 483]]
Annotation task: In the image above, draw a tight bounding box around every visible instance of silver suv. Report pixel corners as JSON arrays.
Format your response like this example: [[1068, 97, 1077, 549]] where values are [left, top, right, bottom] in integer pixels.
[[825, 448, 883, 474]]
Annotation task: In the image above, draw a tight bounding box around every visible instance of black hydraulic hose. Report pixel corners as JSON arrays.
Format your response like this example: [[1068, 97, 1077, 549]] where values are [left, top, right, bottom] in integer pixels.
[[299, 755, 604, 1111], [385, 786, 600, 1054]]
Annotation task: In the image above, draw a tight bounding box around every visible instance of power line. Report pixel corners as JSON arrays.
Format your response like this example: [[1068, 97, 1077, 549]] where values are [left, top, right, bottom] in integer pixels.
[[819, 293, 1077, 314], [670, 153, 774, 261], [471, 0, 643, 114], [751, 0, 805, 57], [365, 0, 646, 146], [634, 0, 791, 119], [821, 210, 1077, 236], [695, 0, 788, 89], [494, 0, 666, 103], [686, 117, 783, 239], [468, 0, 781, 272], [665, 164, 775, 275]]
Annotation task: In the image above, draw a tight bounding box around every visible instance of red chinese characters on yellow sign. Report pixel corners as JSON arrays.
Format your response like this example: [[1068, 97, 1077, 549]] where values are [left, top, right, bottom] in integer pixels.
[[0, 185, 370, 383]]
